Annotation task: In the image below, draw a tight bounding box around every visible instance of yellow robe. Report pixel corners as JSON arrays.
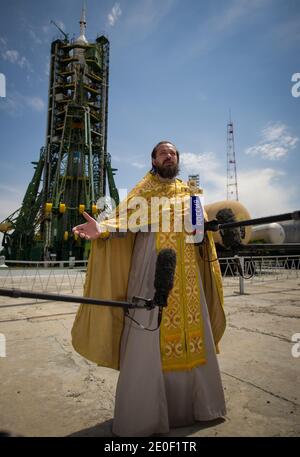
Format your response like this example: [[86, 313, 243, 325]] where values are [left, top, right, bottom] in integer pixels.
[[71, 173, 226, 371]]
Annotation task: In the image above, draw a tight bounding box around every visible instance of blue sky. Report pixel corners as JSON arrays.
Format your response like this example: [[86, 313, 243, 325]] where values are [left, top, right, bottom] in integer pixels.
[[0, 0, 299, 235]]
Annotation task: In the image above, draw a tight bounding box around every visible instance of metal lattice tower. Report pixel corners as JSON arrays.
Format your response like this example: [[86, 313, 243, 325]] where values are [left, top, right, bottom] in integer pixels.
[[0, 7, 119, 261], [188, 174, 200, 187], [226, 114, 239, 201]]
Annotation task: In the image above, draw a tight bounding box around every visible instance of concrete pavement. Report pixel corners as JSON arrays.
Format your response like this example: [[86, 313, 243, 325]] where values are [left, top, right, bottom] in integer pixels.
[[0, 277, 299, 437]]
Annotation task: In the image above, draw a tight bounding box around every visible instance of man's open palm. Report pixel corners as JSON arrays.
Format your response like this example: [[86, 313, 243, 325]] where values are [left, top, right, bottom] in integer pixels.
[[72, 212, 101, 240]]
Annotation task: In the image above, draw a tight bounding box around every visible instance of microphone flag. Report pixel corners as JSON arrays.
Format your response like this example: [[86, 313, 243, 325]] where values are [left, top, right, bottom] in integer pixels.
[[187, 195, 204, 244]]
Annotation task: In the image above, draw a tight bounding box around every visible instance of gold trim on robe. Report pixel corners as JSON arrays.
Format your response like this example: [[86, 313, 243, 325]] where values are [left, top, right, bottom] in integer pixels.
[[71, 172, 226, 371]]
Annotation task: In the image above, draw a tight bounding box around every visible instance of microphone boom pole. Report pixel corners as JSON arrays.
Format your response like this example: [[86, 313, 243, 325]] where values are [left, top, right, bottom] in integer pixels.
[[0, 248, 177, 312], [205, 210, 300, 232], [0, 287, 151, 309]]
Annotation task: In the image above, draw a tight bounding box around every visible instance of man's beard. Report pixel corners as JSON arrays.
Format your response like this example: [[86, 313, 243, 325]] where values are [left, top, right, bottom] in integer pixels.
[[156, 162, 179, 179]]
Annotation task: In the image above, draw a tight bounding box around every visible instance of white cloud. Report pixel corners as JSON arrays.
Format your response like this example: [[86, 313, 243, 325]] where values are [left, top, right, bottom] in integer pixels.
[[131, 161, 146, 169], [180, 151, 225, 195], [0, 39, 32, 71], [26, 96, 45, 112], [180, 151, 217, 172], [2, 49, 19, 63], [179, 151, 296, 217], [18, 56, 32, 71], [0, 91, 45, 116], [29, 29, 43, 45], [245, 122, 299, 160], [108, 3, 122, 27], [0, 95, 20, 116], [238, 168, 296, 217], [262, 123, 286, 141]]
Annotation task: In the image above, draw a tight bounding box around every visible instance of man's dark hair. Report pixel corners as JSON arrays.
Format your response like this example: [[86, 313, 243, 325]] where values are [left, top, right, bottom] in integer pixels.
[[150, 141, 180, 174]]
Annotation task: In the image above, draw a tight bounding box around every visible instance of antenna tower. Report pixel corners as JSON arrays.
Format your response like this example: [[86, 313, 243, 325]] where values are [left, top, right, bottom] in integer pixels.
[[226, 113, 239, 201]]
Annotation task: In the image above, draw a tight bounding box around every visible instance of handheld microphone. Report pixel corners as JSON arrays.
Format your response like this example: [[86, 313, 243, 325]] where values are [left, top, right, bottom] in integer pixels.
[[153, 248, 176, 307]]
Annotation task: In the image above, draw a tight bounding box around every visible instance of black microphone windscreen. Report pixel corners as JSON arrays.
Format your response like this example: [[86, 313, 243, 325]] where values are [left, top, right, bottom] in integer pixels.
[[153, 248, 176, 307]]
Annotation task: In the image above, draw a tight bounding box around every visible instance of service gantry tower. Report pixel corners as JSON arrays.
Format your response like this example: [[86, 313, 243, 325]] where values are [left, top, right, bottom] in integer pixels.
[[0, 8, 119, 261]]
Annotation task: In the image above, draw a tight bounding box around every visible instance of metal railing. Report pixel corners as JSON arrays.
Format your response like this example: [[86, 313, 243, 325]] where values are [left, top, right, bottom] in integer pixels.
[[0, 255, 299, 298], [219, 255, 300, 294], [0, 260, 88, 295]]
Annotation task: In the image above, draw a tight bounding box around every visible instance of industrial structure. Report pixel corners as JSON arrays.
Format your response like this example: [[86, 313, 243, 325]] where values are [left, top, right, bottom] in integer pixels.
[[0, 8, 119, 261], [226, 113, 239, 201], [188, 174, 200, 188]]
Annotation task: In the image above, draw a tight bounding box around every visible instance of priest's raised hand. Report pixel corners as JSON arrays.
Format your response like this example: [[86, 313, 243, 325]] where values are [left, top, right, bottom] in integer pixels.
[[72, 211, 104, 240]]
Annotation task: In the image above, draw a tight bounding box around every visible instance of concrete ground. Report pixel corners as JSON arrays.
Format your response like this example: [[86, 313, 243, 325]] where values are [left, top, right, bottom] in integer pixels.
[[0, 276, 299, 437]]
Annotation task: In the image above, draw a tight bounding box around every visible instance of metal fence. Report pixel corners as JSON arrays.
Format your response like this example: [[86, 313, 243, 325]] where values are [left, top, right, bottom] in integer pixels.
[[0, 255, 299, 298], [0, 260, 88, 295], [220, 255, 300, 294]]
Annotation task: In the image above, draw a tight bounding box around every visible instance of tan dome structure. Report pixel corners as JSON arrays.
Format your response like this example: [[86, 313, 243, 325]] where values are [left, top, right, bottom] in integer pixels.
[[205, 200, 252, 246]]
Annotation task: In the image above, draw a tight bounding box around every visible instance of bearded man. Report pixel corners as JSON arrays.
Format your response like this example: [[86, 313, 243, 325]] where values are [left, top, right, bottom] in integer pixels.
[[71, 140, 226, 437]]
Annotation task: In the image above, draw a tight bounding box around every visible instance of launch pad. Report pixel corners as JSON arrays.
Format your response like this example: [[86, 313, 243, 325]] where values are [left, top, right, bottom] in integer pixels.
[[1, 8, 119, 261]]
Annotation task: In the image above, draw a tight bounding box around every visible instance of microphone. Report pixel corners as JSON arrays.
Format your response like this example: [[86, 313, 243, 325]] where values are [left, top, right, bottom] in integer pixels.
[[126, 248, 176, 331], [153, 248, 176, 307]]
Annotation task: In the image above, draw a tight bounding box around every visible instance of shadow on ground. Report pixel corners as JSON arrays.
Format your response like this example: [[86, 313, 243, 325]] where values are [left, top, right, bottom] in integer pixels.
[[67, 418, 225, 437]]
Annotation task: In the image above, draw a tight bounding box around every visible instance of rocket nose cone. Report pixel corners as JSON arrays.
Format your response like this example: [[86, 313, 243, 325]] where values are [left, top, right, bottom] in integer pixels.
[[75, 34, 88, 44]]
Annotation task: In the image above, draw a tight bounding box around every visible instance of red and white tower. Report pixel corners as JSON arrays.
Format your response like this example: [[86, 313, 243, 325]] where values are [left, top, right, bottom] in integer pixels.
[[226, 112, 239, 201]]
